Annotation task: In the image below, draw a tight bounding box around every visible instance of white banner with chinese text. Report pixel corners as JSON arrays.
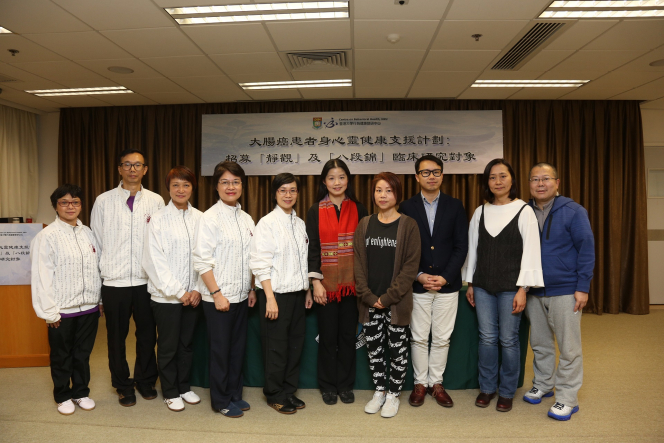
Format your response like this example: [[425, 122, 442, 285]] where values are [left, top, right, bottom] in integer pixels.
[[0, 223, 42, 285], [202, 110, 503, 175]]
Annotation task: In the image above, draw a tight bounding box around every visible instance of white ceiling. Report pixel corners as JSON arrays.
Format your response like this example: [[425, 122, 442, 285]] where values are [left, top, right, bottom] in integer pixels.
[[0, 0, 663, 113]]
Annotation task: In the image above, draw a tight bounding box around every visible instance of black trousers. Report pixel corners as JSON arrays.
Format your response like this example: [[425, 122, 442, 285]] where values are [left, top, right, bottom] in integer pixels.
[[151, 301, 202, 399], [48, 312, 99, 403], [317, 295, 358, 394], [259, 290, 306, 404], [203, 299, 248, 410], [101, 285, 157, 392]]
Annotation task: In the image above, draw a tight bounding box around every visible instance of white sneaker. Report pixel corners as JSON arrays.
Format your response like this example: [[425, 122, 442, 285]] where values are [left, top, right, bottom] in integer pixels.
[[164, 396, 185, 412], [548, 402, 579, 421], [380, 393, 400, 418], [364, 391, 386, 414], [181, 391, 201, 405], [57, 399, 75, 415], [73, 397, 96, 411], [523, 387, 554, 404]]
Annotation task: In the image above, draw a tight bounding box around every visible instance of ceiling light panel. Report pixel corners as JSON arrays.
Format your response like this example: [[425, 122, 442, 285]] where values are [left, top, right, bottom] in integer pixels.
[[0, 27, 12, 33], [540, 0, 664, 18], [239, 79, 352, 89], [166, 2, 349, 24], [25, 86, 133, 96], [472, 79, 589, 87]]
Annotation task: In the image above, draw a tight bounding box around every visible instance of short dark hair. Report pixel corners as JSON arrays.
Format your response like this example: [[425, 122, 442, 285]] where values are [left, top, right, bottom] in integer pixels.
[[50, 184, 84, 209], [165, 165, 197, 189], [212, 161, 246, 192], [415, 154, 444, 174], [482, 158, 518, 204], [118, 149, 146, 165], [371, 172, 403, 205], [271, 173, 300, 206], [530, 162, 558, 179], [316, 158, 359, 203]]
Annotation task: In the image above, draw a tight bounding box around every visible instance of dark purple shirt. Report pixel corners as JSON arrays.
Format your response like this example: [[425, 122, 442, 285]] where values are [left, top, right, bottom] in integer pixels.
[[127, 195, 135, 212], [60, 306, 99, 319]]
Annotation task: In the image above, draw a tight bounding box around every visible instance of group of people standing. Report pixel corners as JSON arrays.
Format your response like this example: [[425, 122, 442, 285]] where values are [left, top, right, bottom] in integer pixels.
[[30, 147, 594, 423]]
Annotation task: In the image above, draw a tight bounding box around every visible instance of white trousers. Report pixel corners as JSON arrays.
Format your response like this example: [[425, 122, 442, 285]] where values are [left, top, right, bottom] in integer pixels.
[[410, 290, 458, 387]]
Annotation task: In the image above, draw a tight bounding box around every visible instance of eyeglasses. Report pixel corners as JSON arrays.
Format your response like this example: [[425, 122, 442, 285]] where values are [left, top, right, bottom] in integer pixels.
[[58, 200, 82, 208], [277, 188, 298, 196], [417, 169, 442, 177], [529, 177, 557, 183], [120, 162, 145, 171], [219, 180, 242, 187]]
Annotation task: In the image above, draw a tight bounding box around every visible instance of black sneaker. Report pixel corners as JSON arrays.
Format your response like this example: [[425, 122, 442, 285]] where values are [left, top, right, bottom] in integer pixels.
[[322, 392, 338, 405], [339, 391, 355, 404], [116, 388, 137, 407], [287, 395, 305, 409], [135, 382, 157, 400]]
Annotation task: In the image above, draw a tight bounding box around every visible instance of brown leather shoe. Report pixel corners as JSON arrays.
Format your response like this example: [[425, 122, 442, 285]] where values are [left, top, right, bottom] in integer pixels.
[[496, 396, 513, 412], [430, 384, 453, 407], [408, 384, 427, 407], [475, 392, 496, 408]]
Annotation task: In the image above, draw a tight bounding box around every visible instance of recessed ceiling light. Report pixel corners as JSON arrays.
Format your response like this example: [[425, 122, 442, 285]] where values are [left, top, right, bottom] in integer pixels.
[[540, 0, 664, 18], [472, 80, 589, 88], [107, 66, 135, 74], [650, 59, 664, 67], [165, 2, 349, 24], [239, 79, 352, 90], [0, 27, 12, 34], [25, 86, 134, 97]]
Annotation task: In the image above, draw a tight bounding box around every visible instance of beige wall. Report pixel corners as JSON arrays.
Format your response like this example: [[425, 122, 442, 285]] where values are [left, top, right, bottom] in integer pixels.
[[35, 112, 59, 225], [643, 107, 664, 304]]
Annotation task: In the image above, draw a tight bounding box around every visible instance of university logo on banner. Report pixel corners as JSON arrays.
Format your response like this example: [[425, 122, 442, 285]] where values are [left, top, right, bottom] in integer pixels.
[[313, 117, 322, 129]]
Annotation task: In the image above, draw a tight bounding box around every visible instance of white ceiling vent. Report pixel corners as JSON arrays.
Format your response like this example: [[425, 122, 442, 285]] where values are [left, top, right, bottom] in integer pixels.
[[285, 51, 349, 72], [0, 74, 18, 83], [491, 22, 566, 70]]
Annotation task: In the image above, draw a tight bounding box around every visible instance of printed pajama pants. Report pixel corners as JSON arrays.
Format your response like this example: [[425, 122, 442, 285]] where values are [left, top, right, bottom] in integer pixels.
[[363, 307, 409, 396]]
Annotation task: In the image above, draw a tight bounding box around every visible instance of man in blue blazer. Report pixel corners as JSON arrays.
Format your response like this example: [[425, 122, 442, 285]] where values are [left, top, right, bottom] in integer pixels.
[[399, 155, 468, 408]]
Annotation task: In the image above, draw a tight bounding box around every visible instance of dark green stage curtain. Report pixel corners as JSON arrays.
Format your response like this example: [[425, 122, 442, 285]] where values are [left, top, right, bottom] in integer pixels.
[[58, 99, 648, 315]]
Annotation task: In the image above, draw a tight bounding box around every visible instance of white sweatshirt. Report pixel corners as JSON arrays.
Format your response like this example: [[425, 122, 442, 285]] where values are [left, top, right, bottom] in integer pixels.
[[143, 201, 202, 304], [193, 200, 255, 304], [250, 205, 309, 294], [463, 199, 544, 288], [30, 217, 102, 323], [90, 182, 165, 287]]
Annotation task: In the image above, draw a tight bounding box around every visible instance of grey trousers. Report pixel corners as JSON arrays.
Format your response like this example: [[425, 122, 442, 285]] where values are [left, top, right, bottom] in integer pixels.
[[525, 294, 583, 407]]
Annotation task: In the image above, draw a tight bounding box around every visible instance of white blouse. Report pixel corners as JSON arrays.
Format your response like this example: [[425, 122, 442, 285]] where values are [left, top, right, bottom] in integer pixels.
[[142, 201, 202, 304], [250, 206, 309, 294], [463, 199, 544, 288]]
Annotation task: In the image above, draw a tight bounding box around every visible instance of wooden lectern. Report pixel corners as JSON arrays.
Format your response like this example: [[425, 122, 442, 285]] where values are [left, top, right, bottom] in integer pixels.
[[0, 223, 50, 368], [0, 285, 50, 367]]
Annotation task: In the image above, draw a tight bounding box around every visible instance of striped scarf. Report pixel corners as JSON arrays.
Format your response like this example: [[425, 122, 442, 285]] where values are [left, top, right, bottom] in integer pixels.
[[319, 195, 359, 302]]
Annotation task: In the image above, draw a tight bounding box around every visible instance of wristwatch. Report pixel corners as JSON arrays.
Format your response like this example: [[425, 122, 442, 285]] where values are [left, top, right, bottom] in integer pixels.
[[521, 286, 530, 292]]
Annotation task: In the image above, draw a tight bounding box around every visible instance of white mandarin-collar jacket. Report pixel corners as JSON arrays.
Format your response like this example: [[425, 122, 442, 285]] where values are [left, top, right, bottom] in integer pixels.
[[142, 200, 202, 303], [90, 182, 165, 287], [30, 217, 102, 323], [193, 200, 255, 304], [250, 205, 309, 294]]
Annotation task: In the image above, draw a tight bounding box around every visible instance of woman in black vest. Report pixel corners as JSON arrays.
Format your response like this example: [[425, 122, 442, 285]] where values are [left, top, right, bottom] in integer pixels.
[[463, 159, 543, 412]]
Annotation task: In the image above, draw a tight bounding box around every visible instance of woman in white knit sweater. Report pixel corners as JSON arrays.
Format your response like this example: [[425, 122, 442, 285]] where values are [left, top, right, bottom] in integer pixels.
[[31, 184, 102, 416], [142, 166, 203, 412]]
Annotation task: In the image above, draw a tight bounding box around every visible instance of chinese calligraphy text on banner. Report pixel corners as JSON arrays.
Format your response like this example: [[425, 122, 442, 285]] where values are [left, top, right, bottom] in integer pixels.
[[0, 224, 42, 285], [202, 110, 503, 176]]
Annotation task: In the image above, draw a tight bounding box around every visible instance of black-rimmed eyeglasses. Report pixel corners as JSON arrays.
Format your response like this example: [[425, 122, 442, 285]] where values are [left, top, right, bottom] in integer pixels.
[[418, 169, 442, 177]]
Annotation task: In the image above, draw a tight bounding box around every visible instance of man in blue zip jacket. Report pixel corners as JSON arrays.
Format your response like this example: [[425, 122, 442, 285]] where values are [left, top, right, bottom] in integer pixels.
[[523, 162, 595, 422]]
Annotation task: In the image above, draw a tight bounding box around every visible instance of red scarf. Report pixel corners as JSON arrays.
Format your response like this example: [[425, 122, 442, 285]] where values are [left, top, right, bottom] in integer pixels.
[[319, 196, 359, 302]]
